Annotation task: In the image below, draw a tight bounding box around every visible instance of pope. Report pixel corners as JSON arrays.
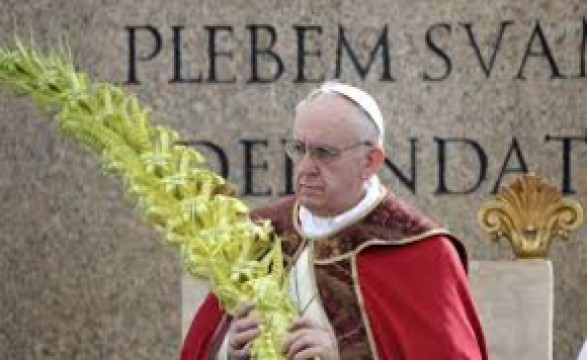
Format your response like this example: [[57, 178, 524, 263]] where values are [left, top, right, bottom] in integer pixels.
[[182, 82, 488, 360]]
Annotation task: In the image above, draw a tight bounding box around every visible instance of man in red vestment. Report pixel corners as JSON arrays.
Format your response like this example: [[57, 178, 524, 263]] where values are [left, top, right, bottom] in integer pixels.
[[182, 82, 488, 360]]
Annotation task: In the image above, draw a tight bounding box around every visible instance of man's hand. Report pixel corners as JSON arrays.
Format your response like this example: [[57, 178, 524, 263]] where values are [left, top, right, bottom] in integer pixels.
[[282, 317, 338, 360], [227, 302, 262, 360]]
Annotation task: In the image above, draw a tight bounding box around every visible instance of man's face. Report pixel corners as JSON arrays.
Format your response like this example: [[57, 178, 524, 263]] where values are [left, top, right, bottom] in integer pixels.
[[292, 94, 371, 217]]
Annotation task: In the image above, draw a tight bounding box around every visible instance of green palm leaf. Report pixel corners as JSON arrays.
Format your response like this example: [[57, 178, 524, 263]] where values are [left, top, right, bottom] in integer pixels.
[[0, 39, 295, 359]]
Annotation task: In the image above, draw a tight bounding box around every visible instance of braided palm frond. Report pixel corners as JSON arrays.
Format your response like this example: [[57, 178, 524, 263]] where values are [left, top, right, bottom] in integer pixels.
[[0, 39, 295, 359]]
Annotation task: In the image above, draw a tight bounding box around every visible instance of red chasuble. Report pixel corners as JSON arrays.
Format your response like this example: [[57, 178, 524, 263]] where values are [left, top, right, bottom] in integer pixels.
[[181, 193, 487, 360]]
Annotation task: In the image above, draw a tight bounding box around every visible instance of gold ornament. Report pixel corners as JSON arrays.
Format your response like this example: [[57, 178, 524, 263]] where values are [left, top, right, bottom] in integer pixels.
[[477, 173, 583, 258]]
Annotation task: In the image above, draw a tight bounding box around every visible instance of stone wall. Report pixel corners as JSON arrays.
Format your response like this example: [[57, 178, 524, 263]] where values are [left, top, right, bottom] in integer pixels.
[[1, 1, 586, 358]]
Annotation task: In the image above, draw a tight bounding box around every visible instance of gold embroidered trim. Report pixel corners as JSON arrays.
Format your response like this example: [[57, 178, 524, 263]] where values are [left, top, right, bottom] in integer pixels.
[[307, 241, 340, 356], [351, 254, 380, 360], [284, 235, 307, 275], [315, 228, 451, 265]]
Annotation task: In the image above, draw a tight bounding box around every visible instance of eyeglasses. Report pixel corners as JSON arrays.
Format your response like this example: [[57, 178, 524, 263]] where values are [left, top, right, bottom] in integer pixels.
[[284, 139, 372, 163]]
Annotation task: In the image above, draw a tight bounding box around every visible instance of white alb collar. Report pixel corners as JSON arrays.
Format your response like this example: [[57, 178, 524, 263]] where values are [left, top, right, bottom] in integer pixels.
[[298, 176, 383, 239]]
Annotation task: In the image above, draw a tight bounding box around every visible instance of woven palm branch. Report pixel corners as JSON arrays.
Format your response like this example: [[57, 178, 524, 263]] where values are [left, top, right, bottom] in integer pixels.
[[0, 39, 295, 359]]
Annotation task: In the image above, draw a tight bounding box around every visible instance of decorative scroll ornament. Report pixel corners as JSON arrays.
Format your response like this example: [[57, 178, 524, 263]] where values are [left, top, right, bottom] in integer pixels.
[[477, 173, 583, 259]]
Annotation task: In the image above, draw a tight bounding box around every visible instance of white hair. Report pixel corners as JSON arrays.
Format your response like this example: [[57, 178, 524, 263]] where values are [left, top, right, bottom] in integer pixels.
[[296, 81, 385, 146]]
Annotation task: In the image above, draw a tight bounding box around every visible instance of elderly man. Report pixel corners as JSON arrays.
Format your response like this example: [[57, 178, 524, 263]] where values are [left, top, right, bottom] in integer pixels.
[[182, 82, 487, 360]]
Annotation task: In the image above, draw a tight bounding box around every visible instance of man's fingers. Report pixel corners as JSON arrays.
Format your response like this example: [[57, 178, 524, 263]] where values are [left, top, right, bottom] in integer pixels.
[[232, 326, 261, 349], [283, 317, 325, 354], [282, 328, 308, 354], [283, 320, 336, 360], [288, 316, 320, 332], [292, 346, 324, 360], [229, 316, 262, 353], [232, 302, 255, 319], [286, 331, 316, 358], [228, 340, 252, 359], [233, 318, 261, 333], [227, 302, 262, 359]]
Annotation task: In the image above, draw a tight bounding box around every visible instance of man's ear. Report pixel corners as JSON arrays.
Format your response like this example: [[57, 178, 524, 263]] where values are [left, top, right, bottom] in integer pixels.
[[363, 146, 386, 179]]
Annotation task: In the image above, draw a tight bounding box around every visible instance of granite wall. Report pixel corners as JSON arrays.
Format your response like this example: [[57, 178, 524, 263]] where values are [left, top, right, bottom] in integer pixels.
[[1, 0, 586, 359]]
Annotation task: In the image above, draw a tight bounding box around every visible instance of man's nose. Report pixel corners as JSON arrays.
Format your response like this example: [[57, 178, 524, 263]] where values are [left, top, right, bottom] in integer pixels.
[[296, 150, 319, 173]]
